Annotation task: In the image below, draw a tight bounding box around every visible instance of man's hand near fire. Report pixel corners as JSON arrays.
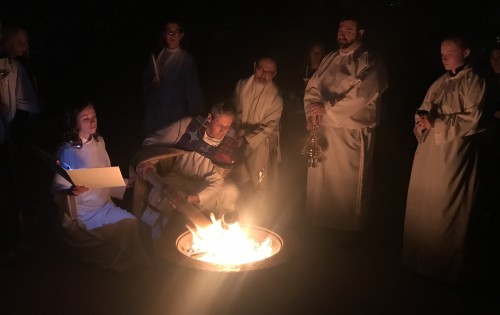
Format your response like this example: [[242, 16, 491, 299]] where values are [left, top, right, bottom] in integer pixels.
[[137, 160, 200, 205]]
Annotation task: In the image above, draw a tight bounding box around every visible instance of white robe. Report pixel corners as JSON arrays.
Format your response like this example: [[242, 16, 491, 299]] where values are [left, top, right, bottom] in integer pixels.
[[52, 136, 151, 271], [143, 116, 239, 213], [0, 57, 39, 143], [402, 65, 485, 283], [303, 47, 388, 230], [142, 48, 205, 136], [233, 75, 283, 190]]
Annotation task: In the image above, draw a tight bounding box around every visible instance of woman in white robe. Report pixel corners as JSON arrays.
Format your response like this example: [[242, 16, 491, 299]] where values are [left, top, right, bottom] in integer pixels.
[[52, 101, 151, 272]]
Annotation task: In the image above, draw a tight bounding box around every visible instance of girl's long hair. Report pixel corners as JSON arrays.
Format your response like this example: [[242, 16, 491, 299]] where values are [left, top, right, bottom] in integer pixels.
[[63, 100, 100, 148]]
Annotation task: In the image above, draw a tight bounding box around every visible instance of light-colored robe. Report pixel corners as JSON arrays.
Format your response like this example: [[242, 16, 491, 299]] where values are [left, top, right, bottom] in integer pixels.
[[303, 47, 388, 231], [52, 136, 151, 271], [142, 116, 239, 211], [0, 57, 39, 143], [136, 116, 239, 240], [142, 47, 205, 136], [402, 65, 485, 283], [233, 75, 283, 190]]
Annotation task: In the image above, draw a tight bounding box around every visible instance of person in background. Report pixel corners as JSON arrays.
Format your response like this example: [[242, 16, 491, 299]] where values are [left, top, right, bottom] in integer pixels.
[[232, 54, 283, 225], [303, 14, 388, 233], [481, 45, 500, 142], [474, 44, 500, 266], [0, 25, 40, 148], [0, 32, 39, 259], [281, 42, 327, 132], [402, 36, 485, 284], [285, 41, 327, 115], [0, 25, 37, 95], [0, 26, 39, 145], [303, 41, 326, 87], [0, 25, 29, 57], [141, 19, 205, 137], [52, 100, 151, 272]]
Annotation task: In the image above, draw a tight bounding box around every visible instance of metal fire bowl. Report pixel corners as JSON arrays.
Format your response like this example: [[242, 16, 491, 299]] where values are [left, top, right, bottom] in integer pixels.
[[156, 224, 301, 272]]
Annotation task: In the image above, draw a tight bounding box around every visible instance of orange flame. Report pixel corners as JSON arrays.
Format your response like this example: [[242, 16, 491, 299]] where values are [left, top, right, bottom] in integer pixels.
[[187, 214, 273, 265]]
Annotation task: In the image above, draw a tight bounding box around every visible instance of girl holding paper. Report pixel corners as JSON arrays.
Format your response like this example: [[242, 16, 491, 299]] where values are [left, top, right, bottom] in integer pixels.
[[52, 100, 151, 272]]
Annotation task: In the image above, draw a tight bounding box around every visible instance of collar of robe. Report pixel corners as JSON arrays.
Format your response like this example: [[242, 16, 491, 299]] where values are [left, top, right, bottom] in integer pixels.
[[172, 116, 238, 168], [447, 63, 467, 77], [165, 47, 180, 53], [78, 135, 94, 145]]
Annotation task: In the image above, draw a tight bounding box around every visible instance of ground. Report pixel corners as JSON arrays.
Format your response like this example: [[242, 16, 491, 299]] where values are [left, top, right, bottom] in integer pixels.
[[1, 101, 499, 315]]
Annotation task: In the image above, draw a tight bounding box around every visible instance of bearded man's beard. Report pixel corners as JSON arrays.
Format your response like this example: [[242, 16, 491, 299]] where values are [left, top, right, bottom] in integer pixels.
[[337, 34, 360, 49]]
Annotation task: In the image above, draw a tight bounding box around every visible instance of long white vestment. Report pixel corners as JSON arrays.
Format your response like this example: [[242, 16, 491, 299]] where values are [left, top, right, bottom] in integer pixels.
[[233, 75, 283, 190], [303, 47, 388, 230], [402, 65, 485, 283]]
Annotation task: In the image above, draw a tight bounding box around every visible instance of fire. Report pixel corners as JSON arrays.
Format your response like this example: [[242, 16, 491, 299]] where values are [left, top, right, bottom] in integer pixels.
[[186, 214, 273, 266]]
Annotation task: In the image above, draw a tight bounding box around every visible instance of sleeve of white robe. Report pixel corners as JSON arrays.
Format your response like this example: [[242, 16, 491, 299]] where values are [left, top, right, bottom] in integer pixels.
[[197, 163, 224, 204], [244, 92, 282, 150], [304, 52, 388, 128], [140, 117, 191, 167], [15, 61, 39, 115], [142, 116, 224, 203], [303, 59, 328, 121], [52, 143, 83, 193], [417, 71, 485, 145], [234, 78, 283, 150], [142, 116, 192, 146]]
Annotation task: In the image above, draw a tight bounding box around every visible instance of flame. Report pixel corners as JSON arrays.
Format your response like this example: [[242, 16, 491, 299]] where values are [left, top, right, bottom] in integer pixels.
[[186, 213, 273, 266]]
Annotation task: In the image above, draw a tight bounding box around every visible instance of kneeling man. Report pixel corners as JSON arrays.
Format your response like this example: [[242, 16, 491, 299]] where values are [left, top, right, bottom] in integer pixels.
[[132, 101, 240, 238]]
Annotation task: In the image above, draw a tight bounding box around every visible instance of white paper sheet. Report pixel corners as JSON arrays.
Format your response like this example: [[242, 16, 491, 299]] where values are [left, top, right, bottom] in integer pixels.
[[66, 166, 126, 188]]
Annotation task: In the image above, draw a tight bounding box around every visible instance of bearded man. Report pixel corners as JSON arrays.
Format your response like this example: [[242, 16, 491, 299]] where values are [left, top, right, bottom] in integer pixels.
[[303, 14, 388, 231], [231, 54, 283, 225]]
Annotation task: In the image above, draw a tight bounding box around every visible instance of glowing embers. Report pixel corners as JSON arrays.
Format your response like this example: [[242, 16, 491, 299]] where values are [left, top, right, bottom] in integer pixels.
[[176, 215, 284, 272]]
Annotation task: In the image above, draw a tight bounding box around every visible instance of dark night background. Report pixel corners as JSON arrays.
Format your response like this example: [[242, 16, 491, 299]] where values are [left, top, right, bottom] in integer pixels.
[[2, 1, 500, 314], [2, 0, 500, 163]]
